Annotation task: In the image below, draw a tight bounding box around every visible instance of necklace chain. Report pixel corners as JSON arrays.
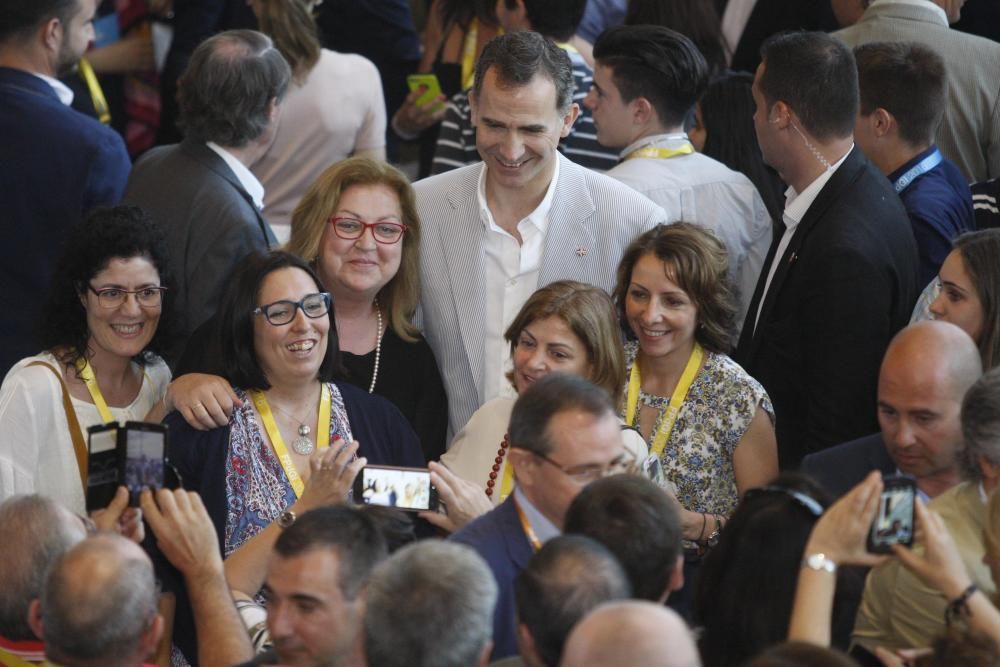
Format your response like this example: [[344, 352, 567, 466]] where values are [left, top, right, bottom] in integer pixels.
[[268, 399, 314, 454], [369, 300, 383, 394]]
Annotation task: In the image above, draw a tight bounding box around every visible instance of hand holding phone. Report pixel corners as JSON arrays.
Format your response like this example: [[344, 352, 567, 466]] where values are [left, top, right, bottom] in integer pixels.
[[406, 73, 446, 113], [353, 465, 439, 513], [86, 421, 178, 511]]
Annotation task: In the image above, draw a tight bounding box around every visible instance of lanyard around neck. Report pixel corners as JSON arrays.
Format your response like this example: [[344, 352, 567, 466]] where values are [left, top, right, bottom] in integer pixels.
[[893, 148, 942, 193], [250, 385, 332, 498], [512, 494, 543, 552], [460, 19, 478, 90], [625, 342, 704, 458], [75, 358, 115, 423], [624, 141, 695, 162]]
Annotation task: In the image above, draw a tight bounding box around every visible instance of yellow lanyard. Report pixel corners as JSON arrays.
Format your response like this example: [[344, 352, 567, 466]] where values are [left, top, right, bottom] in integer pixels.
[[75, 358, 115, 423], [460, 19, 478, 90], [555, 41, 579, 55], [624, 142, 695, 161], [78, 58, 111, 125], [513, 494, 542, 552], [250, 385, 332, 498], [0, 646, 53, 667], [499, 454, 515, 503], [625, 343, 704, 458]]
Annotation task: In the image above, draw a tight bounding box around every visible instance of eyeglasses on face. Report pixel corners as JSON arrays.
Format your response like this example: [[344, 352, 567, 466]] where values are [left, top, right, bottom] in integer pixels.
[[534, 451, 629, 484], [253, 292, 331, 326], [87, 285, 167, 309], [328, 217, 407, 244]]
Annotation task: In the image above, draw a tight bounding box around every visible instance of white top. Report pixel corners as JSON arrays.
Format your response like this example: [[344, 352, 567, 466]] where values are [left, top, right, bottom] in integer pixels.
[[207, 141, 265, 210], [870, 0, 948, 23], [441, 396, 649, 506], [35, 73, 74, 105], [476, 158, 561, 403], [754, 148, 853, 332], [252, 49, 387, 238], [609, 133, 772, 329], [0, 352, 171, 514]]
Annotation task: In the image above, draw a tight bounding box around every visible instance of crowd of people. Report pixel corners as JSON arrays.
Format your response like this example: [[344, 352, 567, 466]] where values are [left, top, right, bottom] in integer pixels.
[[2, 0, 1000, 666]]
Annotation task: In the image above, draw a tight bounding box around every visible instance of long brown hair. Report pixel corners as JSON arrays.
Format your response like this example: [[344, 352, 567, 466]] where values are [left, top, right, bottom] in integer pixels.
[[254, 0, 321, 80]]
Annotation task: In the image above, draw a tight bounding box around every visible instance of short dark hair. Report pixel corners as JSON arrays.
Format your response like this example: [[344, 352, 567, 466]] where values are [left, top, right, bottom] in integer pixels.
[[564, 475, 682, 601], [0, 0, 77, 43], [745, 641, 860, 667], [178, 29, 290, 147], [38, 205, 176, 368], [214, 251, 343, 390], [273, 505, 388, 599], [473, 31, 575, 114], [593, 25, 708, 130], [623, 0, 728, 73], [758, 31, 858, 141], [508, 374, 615, 457], [514, 535, 631, 666], [855, 41, 946, 147], [504, 0, 587, 42], [613, 223, 737, 354]]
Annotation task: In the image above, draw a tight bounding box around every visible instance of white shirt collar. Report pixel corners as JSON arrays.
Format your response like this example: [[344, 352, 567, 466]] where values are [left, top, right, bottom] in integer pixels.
[[781, 146, 854, 231], [514, 486, 561, 544], [618, 132, 690, 160], [206, 141, 265, 210], [868, 0, 948, 24], [476, 156, 560, 236], [35, 73, 74, 106]]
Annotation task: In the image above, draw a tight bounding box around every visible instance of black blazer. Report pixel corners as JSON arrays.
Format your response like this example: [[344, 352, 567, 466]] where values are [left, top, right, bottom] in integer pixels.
[[801, 432, 896, 500], [715, 0, 839, 73], [735, 148, 918, 468]]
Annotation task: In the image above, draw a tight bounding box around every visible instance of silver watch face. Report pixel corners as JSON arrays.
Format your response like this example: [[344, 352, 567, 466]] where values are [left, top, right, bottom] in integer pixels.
[[279, 510, 296, 528], [805, 553, 835, 572]]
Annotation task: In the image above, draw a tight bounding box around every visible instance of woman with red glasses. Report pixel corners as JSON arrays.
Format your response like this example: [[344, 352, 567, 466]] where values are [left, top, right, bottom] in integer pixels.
[[286, 157, 448, 461]]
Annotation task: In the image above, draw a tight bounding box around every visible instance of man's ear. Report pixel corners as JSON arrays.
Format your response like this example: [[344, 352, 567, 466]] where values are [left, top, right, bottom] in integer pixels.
[[27, 599, 45, 641], [140, 614, 164, 660], [870, 107, 895, 138], [631, 97, 655, 127], [769, 100, 793, 130], [41, 17, 62, 54], [560, 102, 581, 138]]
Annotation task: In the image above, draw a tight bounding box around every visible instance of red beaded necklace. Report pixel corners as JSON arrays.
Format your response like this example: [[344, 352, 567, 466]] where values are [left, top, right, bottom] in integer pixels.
[[485, 433, 511, 498]]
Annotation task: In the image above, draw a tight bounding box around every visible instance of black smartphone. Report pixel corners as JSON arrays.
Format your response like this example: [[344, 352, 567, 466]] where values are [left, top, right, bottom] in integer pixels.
[[867, 475, 916, 553], [353, 465, 439, 512], [86, 423, 120, 512]]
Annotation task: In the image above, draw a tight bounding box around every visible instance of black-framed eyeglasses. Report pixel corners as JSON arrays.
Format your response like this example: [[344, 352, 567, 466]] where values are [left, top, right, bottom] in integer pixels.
[[329, 217, 407, 244], [87, 285, 167, 309], [534, 451, 629, 484], [253, 292, 331, 326], [743, 485, 825, 517]]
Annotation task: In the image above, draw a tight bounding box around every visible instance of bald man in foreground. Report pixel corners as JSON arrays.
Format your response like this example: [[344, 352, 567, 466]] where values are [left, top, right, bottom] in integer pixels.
[[560, 601, 701, 667], [802, 320, 983, 500]]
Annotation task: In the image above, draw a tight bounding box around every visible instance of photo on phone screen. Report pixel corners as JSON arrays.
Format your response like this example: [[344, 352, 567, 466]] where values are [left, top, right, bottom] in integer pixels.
[[124, 426, 166, 500], [868, 477, 916, 553], [86, 424, 120, 511], [354, 465, 437, 512]]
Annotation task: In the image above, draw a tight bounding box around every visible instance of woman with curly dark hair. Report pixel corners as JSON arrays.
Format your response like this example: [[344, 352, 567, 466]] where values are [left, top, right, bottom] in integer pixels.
[[0, 205, 179, 514]]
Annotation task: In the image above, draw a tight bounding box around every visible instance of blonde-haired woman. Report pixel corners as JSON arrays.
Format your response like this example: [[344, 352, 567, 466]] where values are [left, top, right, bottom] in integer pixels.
[[250, 0, 387, 240], [287, 157, 447, 461]]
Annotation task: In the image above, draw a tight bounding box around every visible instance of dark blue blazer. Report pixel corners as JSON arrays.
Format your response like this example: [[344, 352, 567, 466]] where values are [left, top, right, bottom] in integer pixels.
[[450, 497, 534, 661], [800, 432, 896, 500], [0, 67, 130, 376]]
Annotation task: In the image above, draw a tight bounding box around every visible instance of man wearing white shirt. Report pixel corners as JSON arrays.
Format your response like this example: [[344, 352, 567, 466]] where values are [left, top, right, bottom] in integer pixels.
[[0, 0, 132, 377], [585, 25, 772, 327], [124, 30, 287, 364], [733, 31, 918, 468], [413, 31, 664, 436]]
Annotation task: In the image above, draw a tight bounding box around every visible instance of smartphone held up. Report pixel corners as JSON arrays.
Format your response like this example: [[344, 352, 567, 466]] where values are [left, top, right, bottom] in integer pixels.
[[353, 464, 439, 513], [867, 475, 916, 553]]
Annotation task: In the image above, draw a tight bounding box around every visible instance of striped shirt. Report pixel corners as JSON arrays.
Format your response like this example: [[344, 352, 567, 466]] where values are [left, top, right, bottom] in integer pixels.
[[430, 48, 619, 175]]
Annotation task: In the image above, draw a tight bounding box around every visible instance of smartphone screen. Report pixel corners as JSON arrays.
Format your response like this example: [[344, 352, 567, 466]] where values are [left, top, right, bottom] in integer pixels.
[[86, 424, 120, 511], [354, 465, 437, 512], [867, 476, 916, 553], [124, 425, 166, 503]]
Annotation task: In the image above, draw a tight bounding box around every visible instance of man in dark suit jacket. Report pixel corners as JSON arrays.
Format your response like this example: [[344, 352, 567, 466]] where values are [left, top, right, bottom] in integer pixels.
[[0, 0, 132, 376], [125, 30, 287, 364], [450, 375, 628, 662], [734, 32, 919, 468], [802, 321, 982, 499]]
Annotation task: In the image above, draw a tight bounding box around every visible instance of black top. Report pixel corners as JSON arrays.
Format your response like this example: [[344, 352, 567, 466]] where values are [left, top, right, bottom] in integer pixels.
[[341, 327, 448, 462]]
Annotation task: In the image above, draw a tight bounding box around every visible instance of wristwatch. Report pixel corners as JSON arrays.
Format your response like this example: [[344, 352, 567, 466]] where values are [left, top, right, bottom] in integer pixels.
[[277, 510, 296, 529], [802, 552, 837, 574]]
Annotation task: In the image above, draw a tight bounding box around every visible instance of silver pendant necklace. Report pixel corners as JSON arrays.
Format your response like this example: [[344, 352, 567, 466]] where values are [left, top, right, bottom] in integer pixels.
[[270, 403, 315, 455]]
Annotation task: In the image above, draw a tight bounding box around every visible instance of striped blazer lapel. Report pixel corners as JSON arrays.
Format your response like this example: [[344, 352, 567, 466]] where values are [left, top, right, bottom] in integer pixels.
[[539, 157, 597, 285], [441, 176, 489, 401]]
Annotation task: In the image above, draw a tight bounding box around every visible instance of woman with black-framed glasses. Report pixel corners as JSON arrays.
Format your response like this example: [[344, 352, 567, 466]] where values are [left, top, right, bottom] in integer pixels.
[[159, 250, 424, 665], [286, 156, 448, 463], [0, 205, 179, 514]]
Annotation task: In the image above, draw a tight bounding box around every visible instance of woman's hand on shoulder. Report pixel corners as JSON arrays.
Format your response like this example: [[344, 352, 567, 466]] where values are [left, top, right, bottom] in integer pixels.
[[165, 373, 242, 430], [296, 438, 366, 513], [804, 470, 887, 568], [418, 461, 492, 533]]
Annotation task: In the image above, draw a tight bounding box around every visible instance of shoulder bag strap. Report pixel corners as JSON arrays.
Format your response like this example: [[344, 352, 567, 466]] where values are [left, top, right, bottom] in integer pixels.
[[26, 361, 88, 487]]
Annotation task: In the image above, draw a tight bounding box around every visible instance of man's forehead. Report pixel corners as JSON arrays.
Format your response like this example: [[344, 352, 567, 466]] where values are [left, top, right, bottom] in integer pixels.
[[546, 410, 623, 460], [475, 67, 560, 109]]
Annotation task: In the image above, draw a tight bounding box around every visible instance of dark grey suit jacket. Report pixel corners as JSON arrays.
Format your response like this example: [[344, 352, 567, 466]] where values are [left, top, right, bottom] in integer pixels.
[[801, 432, 896, 500], [123, 139, 276, 364]]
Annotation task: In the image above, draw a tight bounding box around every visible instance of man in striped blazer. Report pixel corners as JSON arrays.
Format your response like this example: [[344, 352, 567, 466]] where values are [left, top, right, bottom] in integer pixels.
[[413, 31, 665, 437]]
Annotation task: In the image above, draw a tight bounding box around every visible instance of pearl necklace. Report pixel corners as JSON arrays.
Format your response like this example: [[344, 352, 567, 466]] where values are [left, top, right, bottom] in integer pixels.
[[369, 300, 383, 394]]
